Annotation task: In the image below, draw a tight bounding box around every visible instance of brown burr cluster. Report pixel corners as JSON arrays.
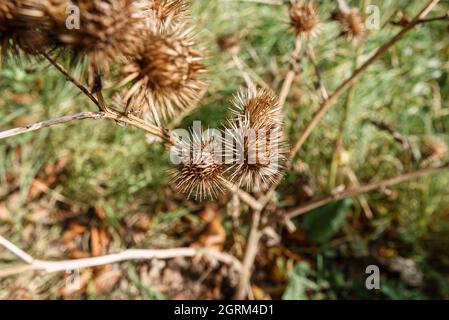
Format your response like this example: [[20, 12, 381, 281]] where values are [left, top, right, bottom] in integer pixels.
[[172, 131, 226, 200], [226, 88, 285, 192], [333, 6, 366, 41], [170, 87, 286, 199], [0, 1, 290, 200], [44, 0, 144, 75], [120, 27, 207, 123], [0, 0, 48, 57], [288, 1, 319, 38]]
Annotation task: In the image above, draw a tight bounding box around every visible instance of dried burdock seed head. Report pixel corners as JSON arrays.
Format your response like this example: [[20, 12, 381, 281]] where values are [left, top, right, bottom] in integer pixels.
[[231, 88, 282, 129], [217, 32, 241, 55], [226, 118, 285, 192], [120, 27, 208, 123], [45, 0, 144, 77], [288, 1, 319, 38], [421, 137, 448, 164], [0, 0, 48, 58], [226, 88, 286, 192], [333, 7, 366, 41], [172, 131, 225, 200], [137, 0, 189, 32]]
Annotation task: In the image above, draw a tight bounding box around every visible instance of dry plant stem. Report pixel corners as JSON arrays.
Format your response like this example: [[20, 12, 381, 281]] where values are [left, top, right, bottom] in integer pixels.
[[345, 167, 373, 219], [234, 209, 262, 299], [41, 52, 101, 109], [392, 14, 449, 26], [232, 55, 271, 91], [256, 44, 328, 208], [368, 119, 417, 162], [42, 53, 170, 142], [305, 43, 328, 100], [416, 15, 449, 24], [0, 109, 169, 143], [232, 54, 256, 94], [328, 44, 361, 190], [290, 0, 440, 158], [221, 177, 263, 211], [286, 162, 449, 219], [0, 235, 242, 278], [42, 53, 261, 207], [337, 0, 351, 14], [0, 112, 105, 140], [278, 36, 302, 108], [18, 54, 262, 209]]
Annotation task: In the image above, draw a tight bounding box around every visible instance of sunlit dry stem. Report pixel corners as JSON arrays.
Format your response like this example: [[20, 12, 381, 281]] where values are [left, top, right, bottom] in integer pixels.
[[0, 112, 106, 140], [286, 162, 449, 219], [231, 54, 256, 94], [305, 43, 328, 100], [43, 52, 262, 209], [0, 235, 242, 278], [0, 110, 175, 143], [278, 36, 302, 108], [221, 178, 263, 211], [41, 52, 173, 142], [336, 0, 351, 15], [234, 209, 262, 299], [256, 0, 440, 215], [41, 52, 101, 109], [6, 54, 261, 209], [290, 0, 440, 159]]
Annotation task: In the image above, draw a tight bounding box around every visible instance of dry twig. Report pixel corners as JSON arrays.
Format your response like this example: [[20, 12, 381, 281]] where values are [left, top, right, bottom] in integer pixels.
[[290, 0, 440, 158], [286, 162, 449, 219], [233, 209, 262, 299], [0, 112, 105, 140], [0, 235, 242, 278], [278, 36, 302, 107]]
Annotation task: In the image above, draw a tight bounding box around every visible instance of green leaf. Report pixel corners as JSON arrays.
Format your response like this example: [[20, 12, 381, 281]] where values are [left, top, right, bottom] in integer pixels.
[[302, 198, 353, 244], [282, 263, 309, 300], [282, 262, 317, 300]]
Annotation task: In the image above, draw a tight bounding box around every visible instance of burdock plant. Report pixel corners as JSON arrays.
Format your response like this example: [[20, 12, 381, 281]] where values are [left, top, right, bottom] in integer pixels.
[[225, 88, 286, 192], [43, 0, 145, 82], [0, 0, 285, 200], [0, 0, 446, 301], [119, 26, 208, 124], [0, 0, 48, 57], [333, 2, 366, 41], [288, 1, 320, 39]]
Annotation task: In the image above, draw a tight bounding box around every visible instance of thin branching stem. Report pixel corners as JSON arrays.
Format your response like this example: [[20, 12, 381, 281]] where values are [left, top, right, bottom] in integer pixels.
[[290, 0, 440, 159], [328, 43, 361, 190], [41, 52, 101, 109], [1, 53, 263, 211], [0, 235, 242, 278], [286, 162, 449, 219], [234, 209, 262, 299], [278, 36, 302, 108], [256, 0, 440, 219], [232, 54, 256, 94], [0, 112, 106, 140], [305, 43, 328, 101]]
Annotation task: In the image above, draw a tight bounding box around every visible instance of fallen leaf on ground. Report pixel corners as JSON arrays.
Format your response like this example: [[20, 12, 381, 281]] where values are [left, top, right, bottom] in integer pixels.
[[93, 269, 123, 293]]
